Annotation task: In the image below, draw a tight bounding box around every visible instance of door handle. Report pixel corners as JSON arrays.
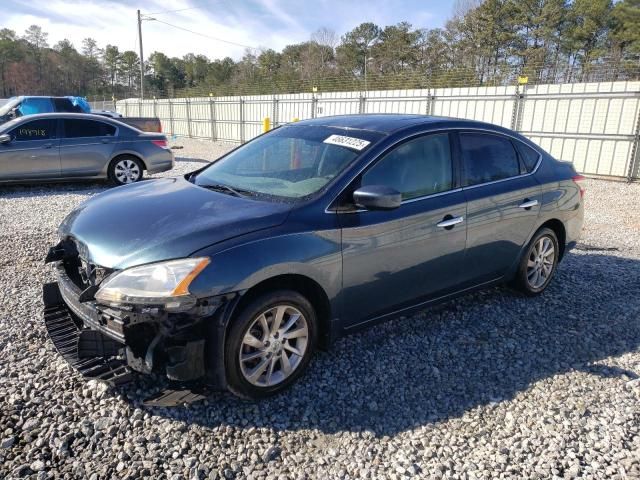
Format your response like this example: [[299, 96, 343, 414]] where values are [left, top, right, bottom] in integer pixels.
[[436, 215, 464, 229], [101, 138, 111, 144], [518, 199, 539, 209]]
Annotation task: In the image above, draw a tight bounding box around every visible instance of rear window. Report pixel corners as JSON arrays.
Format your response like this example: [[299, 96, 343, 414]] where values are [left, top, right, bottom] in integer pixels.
[[515, 141, 540, 172], [63, 119, 116, 138]]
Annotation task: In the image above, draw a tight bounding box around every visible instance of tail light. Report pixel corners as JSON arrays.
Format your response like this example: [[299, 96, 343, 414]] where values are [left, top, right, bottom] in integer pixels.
[[151, 139, 168, 149], [572, 174, 586, 198]]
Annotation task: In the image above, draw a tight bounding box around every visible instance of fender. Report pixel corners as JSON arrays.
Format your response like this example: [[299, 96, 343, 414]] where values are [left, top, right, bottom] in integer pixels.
[[189, 229, 343, 306]]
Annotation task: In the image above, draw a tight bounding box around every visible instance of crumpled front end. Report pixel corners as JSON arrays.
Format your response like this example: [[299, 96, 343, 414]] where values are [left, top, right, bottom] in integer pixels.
[[42, 239, 236, 403]]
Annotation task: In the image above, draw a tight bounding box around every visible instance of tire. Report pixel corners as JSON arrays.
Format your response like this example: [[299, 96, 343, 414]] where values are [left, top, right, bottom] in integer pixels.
[[513, 227, 560, 296], [108, 156, 144, 186], [224, 290, 317, 399]]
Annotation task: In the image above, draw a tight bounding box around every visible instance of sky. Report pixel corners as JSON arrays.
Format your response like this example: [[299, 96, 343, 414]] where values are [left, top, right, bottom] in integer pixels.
[[3, 0, 456, 60]]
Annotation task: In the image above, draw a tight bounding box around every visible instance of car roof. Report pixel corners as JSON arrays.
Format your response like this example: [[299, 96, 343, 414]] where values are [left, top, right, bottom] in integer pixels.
[[293, 114, 515, 136], [10, 112, 124, 124], [12, 95, 71, 100], [16, 95, 72, 99]]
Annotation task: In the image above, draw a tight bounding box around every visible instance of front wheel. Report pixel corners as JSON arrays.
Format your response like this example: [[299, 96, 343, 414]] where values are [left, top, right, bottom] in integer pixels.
[[513, 227, 560, 296], [108, 156, 143, 186], [224, 290, 317, 399]]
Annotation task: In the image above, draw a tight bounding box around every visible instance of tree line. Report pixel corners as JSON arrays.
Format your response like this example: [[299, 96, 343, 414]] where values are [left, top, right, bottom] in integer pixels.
[[1, 0, 638, 100]]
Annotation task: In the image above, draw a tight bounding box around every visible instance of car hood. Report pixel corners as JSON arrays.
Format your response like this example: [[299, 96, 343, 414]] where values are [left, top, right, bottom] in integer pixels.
[[59, 177, 292, 269]]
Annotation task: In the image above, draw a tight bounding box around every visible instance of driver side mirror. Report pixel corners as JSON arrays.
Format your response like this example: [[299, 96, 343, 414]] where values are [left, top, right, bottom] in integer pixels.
[[0, 134, 11, 145], [353, 185, 402, 210]]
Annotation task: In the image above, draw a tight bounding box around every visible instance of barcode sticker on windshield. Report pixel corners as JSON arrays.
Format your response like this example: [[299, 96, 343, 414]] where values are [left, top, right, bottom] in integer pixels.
[[323, 134, 371, 151]]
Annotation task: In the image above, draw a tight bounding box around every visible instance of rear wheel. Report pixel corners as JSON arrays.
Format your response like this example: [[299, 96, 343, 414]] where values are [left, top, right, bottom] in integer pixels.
[[224, 290, 317, 399], [108, 156, 143, 185], [513, 227, 559, 295]]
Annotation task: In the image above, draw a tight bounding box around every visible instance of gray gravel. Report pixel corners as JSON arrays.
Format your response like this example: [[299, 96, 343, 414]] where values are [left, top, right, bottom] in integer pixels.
[[1, 138, 639, 479]]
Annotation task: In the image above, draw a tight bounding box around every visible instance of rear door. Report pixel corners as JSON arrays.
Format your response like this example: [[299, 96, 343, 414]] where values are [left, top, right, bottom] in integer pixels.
[[0, 118, 60, 180], [340, 132, 467, 326], [59, 119, 117, 176], [458, 131, 542, 285]]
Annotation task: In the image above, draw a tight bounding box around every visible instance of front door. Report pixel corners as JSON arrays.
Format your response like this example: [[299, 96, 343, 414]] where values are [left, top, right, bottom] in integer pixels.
[[458, 131, 542, 285], [59, 119, 117, 176], [339, 132, 467, 327], [0, 118, 60, 180]]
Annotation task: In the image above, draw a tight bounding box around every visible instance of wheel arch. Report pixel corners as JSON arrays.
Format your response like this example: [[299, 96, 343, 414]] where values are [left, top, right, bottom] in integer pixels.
[[538, 218, 567, 260], [229, 274, 333, 350], [109, 152, 148, 171]]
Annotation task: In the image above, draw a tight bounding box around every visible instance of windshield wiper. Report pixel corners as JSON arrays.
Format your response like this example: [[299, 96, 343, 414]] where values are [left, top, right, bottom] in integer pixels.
[[199, 183, 252, 198]]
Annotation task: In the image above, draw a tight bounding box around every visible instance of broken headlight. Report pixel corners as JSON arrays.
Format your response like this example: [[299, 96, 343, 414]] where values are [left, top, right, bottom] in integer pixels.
[[95, 258, 210, 311]]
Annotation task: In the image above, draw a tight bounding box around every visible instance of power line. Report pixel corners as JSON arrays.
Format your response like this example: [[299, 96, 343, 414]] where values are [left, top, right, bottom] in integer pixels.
[[145, 18, 256, 50]]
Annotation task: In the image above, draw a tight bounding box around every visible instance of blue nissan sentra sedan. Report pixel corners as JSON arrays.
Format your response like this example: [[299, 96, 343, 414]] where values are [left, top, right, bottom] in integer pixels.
[[43, 114, 584, 402]]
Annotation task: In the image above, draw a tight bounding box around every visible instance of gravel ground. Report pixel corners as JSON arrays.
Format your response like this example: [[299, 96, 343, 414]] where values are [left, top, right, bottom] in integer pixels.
[[0, 138, 639, 480]]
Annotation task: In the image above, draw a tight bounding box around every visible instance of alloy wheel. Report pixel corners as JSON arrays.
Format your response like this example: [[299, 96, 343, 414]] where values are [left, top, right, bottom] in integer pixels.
[[239, 305, 309, 387], [114, 159, 141, 184], [526, 235, 556, 289]]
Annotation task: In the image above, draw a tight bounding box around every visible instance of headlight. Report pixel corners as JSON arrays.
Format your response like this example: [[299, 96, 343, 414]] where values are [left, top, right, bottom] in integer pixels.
[[95, 257, 210, 311]]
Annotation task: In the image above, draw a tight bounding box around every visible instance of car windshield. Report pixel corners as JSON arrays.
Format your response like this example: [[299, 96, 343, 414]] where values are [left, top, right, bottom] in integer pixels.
[[0, 97, 20, 117], [194, 125, 382, 200]]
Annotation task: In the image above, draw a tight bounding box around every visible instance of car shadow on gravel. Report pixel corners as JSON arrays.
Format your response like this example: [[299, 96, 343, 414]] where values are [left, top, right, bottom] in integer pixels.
[[112, 251, 640, 436]]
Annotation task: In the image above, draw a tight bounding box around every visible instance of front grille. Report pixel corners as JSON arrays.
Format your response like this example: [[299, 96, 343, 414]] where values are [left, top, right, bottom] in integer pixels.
[[55, 264, 127, 344]]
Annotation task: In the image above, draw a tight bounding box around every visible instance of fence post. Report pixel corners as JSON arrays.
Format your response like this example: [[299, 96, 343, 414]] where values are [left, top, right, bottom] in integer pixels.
[[359, 94, 366, 114], [272, 96, 279, 128], [138, 99, 142, 117], [209, 97, 217, 142], [124, 102, 129, 117], [168, 99, 174, 135], [153, 98, 157, 119], [239, 97, 245, 144], [186, 98, 192, 138], [311, 94, 318, 119], [425, 87, 431, 115], [511, 84, 525, 131], [627, 101, 640, 181]]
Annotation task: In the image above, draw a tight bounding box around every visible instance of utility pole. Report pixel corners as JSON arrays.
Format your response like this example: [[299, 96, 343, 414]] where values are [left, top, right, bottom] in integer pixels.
[[137, 9, 144, 99]]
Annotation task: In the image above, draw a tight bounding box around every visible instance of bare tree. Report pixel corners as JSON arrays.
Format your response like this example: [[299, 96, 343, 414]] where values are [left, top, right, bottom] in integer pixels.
[[452, 0, 482, 19], [312, 27, 338, 71]]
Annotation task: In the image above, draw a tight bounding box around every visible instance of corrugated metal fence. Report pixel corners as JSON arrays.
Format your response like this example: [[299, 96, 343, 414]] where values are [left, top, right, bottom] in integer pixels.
[[116, 81, 640, 180]]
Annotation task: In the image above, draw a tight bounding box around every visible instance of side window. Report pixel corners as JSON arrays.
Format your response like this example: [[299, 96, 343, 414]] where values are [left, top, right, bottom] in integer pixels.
[[460, 133, 520, 186], [53, 98, 77, 113], [362, 133, 453, 200], [63, 119, 116, 138], [11, 119, 55, 141], [514, 141, 540, 173]]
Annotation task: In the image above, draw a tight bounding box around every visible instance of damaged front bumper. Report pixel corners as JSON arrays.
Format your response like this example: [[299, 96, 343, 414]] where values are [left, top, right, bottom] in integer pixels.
[[43, 250, 238, 405]]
